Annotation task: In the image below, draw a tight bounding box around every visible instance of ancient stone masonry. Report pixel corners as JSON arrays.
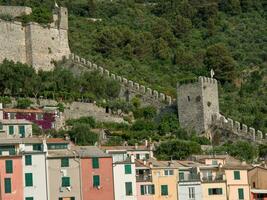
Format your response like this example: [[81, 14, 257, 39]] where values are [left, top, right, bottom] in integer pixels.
[[212, 113, 266, 143], [177, 76, 266, 143], [70, 53, 174, 109], [0, 6, 70, 71]]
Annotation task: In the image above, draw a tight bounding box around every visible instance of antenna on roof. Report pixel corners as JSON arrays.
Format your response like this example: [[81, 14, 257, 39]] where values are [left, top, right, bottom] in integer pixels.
[[210, 69, 215, 78], [55, 1, 59, 8]]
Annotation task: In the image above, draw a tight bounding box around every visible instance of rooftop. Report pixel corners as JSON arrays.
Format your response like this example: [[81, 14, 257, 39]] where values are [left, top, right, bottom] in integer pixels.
[[73, 146, 111, 158], [101, 145, 152, 151], [3, 108, 44, 113]]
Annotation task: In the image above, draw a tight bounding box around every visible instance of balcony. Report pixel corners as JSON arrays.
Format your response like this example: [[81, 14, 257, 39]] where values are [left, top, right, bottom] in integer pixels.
[[136, 175, 152, 182], [179, 174, 201, 183], [201, 174, 225, 183]]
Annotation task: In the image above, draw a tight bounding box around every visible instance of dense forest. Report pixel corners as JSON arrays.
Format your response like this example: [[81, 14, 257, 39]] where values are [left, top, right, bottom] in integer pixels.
[[2, 0, 266, 132]]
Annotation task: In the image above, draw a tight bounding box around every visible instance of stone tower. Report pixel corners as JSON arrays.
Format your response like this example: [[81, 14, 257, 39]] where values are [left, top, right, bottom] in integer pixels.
[[177, 76, 219, 134]]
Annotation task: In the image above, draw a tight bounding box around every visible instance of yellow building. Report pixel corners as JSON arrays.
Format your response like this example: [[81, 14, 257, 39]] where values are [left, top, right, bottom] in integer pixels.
[[149, 159, 180, 200]]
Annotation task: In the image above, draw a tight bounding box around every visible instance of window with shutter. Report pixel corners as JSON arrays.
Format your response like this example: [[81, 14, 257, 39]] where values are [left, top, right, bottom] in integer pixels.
[[124, 164, 132, 174], [92, 157, 99, 168], [25, 197, 34, 200], [19, 125, 25, 137], [25, 155, 32, 166], [234, 171, 241, 180], [93, 175, 100, 187], [4, 178, 11, 193], [25, 173, 33, 187], [61, 158, 69, 167], [70, 197, 75, 200], [208, 188, 223, 195], [161, 185, 168, 196], [9, 126, 14, 135], [179, 172, 185, 181], [238, 188, 244, 200], [125, 182, 133, 196], [141, 185, 145, 195], [6, 160, 13, 173], [62, 177, 70, 187]]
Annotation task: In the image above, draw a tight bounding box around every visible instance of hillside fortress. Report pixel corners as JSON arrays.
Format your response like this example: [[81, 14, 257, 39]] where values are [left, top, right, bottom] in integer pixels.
[[0, 5, 70, 71]]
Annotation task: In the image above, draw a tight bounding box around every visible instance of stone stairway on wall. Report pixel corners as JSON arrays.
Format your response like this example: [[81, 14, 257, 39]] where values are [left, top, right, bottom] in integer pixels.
[[69, 53, 175, 109], [212, 113, 266, 143]]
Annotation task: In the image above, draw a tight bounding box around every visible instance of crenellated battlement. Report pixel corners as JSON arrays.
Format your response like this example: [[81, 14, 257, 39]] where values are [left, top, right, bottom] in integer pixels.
[[211, 113, 266, 142], [198, 76, 218, 84], [70, 53, 174, 107]]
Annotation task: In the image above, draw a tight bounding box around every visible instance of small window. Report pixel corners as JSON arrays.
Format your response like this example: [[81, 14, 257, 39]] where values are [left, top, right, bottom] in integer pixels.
[[0, 123, 3, 130], [10, 113, 15, 119], [196, 96, 201, 102], [93, 175, 100, 187], [136, 154, 140, 159], [125, 182, 133, 196], [125, 164, 132, 174], [164, 169, 174, 176], [33, 144, 42, 151], [19, 125, 25, 136], [212, 160, 218, 165], [4, 178, 11, 193], [145, 154, 149, 159], [189, 187, 195, 199], [161, 185, 168, 196], [61, 158, 69, 167], [238, 188, 244, 200], [234, 171, 241, 180], [6, 160, 13, 173], [187, 96, 191, 102], [141, 184, 155, 195], [25, 173, 33, 187], [9, 126, 14, 135], [92, 157, 99, 169], [26, 197, 34, 200], [61, 177, 70, 187], [25, 155, 32, 166], [207, 101, 212, 107], [179, 172, 185, 181], [208, 188, 223, 195]]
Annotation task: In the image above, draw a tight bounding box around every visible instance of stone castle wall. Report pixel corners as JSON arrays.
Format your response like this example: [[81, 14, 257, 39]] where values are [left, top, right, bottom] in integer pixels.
[[0, 6, 32, 17], [69, 53, 174, 109], [0, 6, 70, 71], [177, 77, 219, 134], [212, 113, 266, 142]]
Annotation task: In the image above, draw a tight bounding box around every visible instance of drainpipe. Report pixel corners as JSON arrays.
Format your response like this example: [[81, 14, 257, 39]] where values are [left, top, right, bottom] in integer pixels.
[[73, 151, 83, 200]]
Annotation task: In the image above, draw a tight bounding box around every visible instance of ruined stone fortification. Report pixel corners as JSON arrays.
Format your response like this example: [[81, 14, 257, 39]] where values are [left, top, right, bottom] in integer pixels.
[[177, 76, 266, 142], [69, 53, 174, 109], [0, 6, 32, 17], [0, 6, 70, 71]]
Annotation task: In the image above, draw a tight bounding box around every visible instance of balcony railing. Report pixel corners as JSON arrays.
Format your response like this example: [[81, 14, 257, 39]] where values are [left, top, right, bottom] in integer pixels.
[[201, 174, 225, 182], [179, 174, 201, 182], [136, 175, 152, 182]]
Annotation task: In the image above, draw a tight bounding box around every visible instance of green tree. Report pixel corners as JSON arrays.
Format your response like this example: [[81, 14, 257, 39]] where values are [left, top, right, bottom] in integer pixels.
[[173, 15, 192, 38], [17, 98, 32, 109], [68, 124, 98, 145]]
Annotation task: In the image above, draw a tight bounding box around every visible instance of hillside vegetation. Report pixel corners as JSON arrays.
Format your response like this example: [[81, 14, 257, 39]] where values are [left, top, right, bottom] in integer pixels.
[[0, 0, 266, 133]]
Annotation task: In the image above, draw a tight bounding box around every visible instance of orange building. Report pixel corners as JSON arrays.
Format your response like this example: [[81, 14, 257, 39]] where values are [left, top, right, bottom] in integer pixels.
[[248, 166, 267, 200]]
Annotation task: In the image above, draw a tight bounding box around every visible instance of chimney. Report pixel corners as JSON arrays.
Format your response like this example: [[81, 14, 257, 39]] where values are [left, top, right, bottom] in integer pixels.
[[0, 103, 3, 120], [135, 143, 138, 150], [145, 140, 148, 147], [144, 160, 147, 166], [130, 154, 135, 163]]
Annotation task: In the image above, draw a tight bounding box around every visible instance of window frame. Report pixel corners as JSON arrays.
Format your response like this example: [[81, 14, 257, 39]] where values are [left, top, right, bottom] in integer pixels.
[[92, 157, 99, 169], [4, 178, 11, 193], [125, 182, 133, 196], [25, 155, 32, 166], [234, 171, 241, 180], [61, 176, 70, 187], [238, 188, 244, 200], [161, 185, 168, 196], [124, 164, 132, 174], [25, 173, 33, 187], [93, 175, 100, 187], [61, 158, 69, 167], [6, 160, 13, 174]]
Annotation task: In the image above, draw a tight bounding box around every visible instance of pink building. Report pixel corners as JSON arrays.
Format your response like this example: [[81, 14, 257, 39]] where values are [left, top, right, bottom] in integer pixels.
[[0, 156, 23, 200], [76, 146, 115, 200]]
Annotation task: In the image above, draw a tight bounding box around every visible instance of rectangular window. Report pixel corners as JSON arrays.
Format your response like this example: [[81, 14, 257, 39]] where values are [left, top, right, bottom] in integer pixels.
[[145, 154, 149, 159], [61, 158, 69, 167], [6, 160, 13, 173], [25, 173, 33, 187], [179, 172, 185, 181], [124, 164, 132, 174], [208, 188, 223, 195], [62, 177, 70, 187], [26, 198, 34, 200], [4, 178, 11, 193], [92, 157, 99, 168], [25, 155, 32, 166], [136, 154, 140, 159], [9, 126, 14, 135], [0, 123, 3, 130], [189, 187, 195, 199], [10, 113, 15, 119], [161, 185, 168, 196], [141, 185, 155, 195], [19, 125, 25, 137], [125, 182, 133, 196], [238, 188, 244, 200], [93, 175, 100, 187], [33, 144, 42, 151], [212, 160, 218, 165], [234, 171, 241, 180], [164, 169, 174, 176]]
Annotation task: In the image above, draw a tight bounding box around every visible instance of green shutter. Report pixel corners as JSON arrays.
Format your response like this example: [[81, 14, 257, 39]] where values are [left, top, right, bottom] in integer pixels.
[[125, 182, 133, 196], [4, 178, 11, 193], [161, 185, 168, 196], [19, 125, 25, 136], [61, 158, 69, 167], [0, 123, 3, 130], [151, 185, 155, 194], [9, 126, 14, 135], [93, 175, 100, 187], [208, 188, 212, 195], [25, 197, 34, 200], [234, 171, 241, 180], [70, 198, 75, 200], [238, 188, 244, 200], [25, 173, 33, 187], [62, 177, 70, 187], [218, 188, 223, 194], [6, 160, 13, 173], [92, 157, 99, 168], [124, 164, 132, 174], [25, 155, 32, 166], [33, 144, 42, 151], [59, 198, 63, 200], [141, 185, 145, 195], [179, 172, 185, 181]]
